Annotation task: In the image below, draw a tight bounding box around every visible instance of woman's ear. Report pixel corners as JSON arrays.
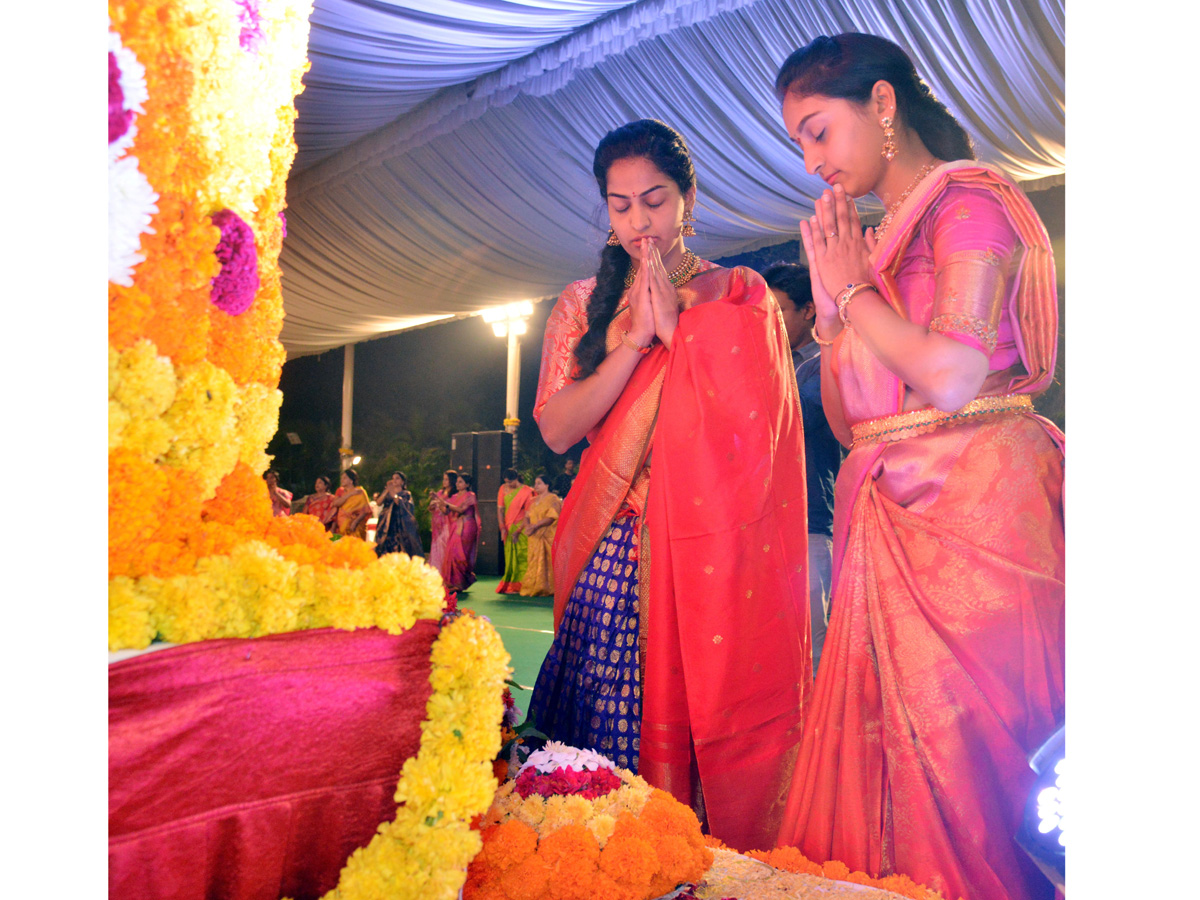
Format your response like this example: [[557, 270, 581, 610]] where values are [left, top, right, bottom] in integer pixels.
[[871, 80, 897, 119]]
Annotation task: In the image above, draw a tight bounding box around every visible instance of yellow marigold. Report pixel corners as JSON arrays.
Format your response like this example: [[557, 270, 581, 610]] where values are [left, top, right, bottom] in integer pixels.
[[108, 576, 156, 651], [161, 359, 240, 495], [584, 812, 616, 845], [234, 380, 281, 471], [513, 794, 546, 830]]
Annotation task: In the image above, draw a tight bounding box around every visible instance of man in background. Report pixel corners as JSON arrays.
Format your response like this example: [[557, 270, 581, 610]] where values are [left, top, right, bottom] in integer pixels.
[[763, 262, 843, 674]]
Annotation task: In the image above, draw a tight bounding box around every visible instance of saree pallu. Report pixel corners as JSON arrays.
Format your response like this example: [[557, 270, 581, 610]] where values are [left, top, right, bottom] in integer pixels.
[[777, 162, 1064, 900], [545, 265, 811, 853], [520, 493, 561, 597], [375, 491, 423, 558], [336, 488, 370, 540], [428, 491, 450, 572], [441, 491, 480, 591], [497, 484, 534, 593]]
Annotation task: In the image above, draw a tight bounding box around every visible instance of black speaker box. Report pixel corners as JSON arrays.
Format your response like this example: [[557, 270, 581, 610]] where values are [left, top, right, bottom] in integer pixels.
[[474, 430, 513, 498], [475, 499, 502, 577]]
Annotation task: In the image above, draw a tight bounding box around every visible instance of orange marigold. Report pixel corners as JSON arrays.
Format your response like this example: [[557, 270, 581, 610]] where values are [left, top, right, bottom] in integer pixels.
[[539, 824, 599, 900], [823, 859, 852, 881], [496, 852, 551, 900], [480, 821, 537, 873], [598, 817, 655, 893]]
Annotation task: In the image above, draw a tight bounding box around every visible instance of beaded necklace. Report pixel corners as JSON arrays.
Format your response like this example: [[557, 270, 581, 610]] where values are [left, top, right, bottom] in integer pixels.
[[873, 162, 938, 241], [623, 249, 700, 290]]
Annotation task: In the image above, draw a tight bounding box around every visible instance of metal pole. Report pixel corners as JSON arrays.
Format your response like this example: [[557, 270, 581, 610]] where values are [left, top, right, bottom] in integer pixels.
[[505, 328, 520, 464], [341, 342, 355, 470]]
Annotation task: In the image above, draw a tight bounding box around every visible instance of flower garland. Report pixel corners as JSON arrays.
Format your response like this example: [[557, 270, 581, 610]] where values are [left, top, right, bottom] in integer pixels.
[[701, 836, 950, 900], [465, 750, 713, 900], [304, 613, 511, 900]]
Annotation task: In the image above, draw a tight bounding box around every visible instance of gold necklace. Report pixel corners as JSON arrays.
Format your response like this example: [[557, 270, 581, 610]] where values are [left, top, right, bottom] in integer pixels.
[[873, 162, 938, 241], [624, 249, 700, 289]]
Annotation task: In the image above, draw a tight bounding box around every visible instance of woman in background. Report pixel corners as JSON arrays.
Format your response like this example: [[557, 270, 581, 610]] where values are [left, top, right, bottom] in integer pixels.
[[301, 475, 337, 531], [263, 469, 292, 517], [526, 119, 810, 852], [427, 469, 456, 572], [374, 471, 423, 557], [517, 473, 560, 597], [440, 473, 480, 591], [771, 33, 1064, 900], [331, 468, 371, 540], [496, 468, 535, 593]]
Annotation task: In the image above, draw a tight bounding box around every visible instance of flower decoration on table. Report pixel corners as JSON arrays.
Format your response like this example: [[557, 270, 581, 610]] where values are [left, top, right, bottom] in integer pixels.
[[465, 742, 713, 900]]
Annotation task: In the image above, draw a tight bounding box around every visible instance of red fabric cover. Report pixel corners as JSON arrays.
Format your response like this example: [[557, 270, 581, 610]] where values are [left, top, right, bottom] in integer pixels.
[[109, 623, 440, 900]]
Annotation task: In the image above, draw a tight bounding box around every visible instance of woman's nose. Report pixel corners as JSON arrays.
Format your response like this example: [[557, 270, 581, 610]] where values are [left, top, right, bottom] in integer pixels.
[[804, 151, 821, 176]]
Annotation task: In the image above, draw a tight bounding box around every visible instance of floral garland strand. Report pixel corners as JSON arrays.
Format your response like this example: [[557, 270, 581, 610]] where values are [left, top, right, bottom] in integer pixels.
[[308, 613, 511, 900], [701, 835, 953, 900]]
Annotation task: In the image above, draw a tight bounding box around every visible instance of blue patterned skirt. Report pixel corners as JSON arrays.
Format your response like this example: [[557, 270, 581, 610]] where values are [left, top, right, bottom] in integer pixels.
[[527, 516, 641, 771]]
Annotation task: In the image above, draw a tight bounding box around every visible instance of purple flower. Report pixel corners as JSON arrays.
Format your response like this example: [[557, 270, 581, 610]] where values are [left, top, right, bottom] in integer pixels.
[[109, 51, 133, 145], [235, 0, 265, 54], [210, 209, 259, 316]]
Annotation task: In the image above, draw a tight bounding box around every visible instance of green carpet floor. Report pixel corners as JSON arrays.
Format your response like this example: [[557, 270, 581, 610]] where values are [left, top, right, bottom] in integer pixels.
[[454, 575, 554, 723]]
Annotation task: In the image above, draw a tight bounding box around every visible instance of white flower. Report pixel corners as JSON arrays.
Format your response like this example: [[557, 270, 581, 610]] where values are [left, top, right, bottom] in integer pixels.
[[109, 21, 149, 161], [109, 154, 159, 287], [518, 741, 616, 775]]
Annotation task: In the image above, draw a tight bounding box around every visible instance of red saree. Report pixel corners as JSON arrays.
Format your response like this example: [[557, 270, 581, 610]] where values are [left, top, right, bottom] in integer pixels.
[[441, 490, 480, 591], [776, 162, 1064, 900], [545, 265, 811, 852]]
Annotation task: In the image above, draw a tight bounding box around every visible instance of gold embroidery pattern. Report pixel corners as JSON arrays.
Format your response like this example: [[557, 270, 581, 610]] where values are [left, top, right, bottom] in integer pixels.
[[930, 313, 999, 353], [850, 394, 1032, 447]]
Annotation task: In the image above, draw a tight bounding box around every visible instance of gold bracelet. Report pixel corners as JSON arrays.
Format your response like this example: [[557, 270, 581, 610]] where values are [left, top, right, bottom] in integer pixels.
[[836, 282, 874, 327], [621, 331, 653, 354], [810, 325, 834, 347]]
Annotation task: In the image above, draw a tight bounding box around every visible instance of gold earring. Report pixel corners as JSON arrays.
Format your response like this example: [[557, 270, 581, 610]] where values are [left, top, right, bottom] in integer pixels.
[[682, 209, 696, 237], [880, 116, 897, 161], [606, 227, 621, 246]]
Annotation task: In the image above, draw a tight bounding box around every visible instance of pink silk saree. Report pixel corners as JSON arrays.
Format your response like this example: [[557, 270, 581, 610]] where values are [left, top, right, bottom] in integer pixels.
[[776, 162, 1065, 900], [441, 490, 480, 591]]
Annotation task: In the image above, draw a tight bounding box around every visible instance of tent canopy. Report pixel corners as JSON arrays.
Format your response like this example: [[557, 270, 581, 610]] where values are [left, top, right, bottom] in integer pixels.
[[280, 0, 1065, 357]]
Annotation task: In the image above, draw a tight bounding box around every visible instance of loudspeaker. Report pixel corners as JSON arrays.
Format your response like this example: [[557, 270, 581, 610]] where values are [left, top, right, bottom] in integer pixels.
[[474, 430, 513, 498], [450, 432, 475, 480], [476, 499, 502, 577]]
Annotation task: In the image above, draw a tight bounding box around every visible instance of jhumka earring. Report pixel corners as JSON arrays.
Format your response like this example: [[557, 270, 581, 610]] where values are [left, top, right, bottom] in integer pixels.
[[606, 227, 621, 246], [880, 116, 897, 161], [681, 209, 696, 237]]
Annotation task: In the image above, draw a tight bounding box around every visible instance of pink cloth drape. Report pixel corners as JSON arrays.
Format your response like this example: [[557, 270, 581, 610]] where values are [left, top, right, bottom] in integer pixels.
[[109, 624, 440, 900]]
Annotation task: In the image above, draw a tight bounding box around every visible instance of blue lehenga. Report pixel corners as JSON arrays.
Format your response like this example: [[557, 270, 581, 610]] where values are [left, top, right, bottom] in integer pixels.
[[527, 516, 641, 771]]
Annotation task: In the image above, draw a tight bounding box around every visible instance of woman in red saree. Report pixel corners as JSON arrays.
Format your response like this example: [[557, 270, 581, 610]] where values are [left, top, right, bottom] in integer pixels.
[[439, 473, 480, 591], [526, 119, 811, 852], [772, 34, 1064, 900], [301, 475, 337, 531], [427, 469, 456, 574]]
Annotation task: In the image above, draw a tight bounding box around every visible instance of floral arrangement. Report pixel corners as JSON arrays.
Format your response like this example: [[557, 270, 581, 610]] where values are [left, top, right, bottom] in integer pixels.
[[306, 612, 512, 900], [108, 4, 512, 898], [465, 743, 713, 900]]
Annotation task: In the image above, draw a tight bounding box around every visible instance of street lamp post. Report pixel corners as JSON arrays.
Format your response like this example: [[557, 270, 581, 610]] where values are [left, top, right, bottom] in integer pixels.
[[482, 301, 534, 464]]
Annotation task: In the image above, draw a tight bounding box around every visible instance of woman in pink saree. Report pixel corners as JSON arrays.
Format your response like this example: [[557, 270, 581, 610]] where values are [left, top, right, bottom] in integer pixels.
[[438, 473, 480, 592], [426, 469, 456, 574], [772, 34, 1064, 900]]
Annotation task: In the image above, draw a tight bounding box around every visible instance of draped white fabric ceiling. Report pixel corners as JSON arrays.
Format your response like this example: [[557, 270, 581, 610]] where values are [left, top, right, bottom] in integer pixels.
[[280, 0, 1065, 356]]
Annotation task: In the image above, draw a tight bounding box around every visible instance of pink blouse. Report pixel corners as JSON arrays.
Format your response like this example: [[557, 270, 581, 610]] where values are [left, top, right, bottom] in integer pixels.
[[895, 182, 1021, 372]]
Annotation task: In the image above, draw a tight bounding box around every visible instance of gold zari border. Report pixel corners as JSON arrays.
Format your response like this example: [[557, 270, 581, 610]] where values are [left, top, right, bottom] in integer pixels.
[[850, 393, 1033, 447]]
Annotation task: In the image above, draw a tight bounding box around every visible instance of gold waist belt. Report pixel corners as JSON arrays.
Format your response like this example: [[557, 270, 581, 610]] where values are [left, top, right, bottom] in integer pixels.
[[850, 393, 1033, 447]]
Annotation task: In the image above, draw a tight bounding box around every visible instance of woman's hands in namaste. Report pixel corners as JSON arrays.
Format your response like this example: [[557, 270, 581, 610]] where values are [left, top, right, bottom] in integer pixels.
[[627, 237, 680, 350], [799, 185, 876, 337]]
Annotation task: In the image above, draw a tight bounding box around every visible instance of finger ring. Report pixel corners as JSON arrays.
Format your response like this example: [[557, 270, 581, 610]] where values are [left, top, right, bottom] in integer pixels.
[[827, 231, 837, 238]]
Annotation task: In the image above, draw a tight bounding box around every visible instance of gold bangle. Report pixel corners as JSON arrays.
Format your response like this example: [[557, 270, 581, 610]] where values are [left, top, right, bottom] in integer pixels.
[[621, 331, 653, 354], [836, 282, 874, 327], [810, 325, 834, 347]]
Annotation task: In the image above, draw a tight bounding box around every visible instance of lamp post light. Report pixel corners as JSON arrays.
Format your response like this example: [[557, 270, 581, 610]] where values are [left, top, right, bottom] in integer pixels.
[[482, 301, 534, 463]]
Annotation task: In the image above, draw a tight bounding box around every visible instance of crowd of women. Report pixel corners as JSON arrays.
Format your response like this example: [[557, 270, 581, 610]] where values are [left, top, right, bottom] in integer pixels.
[[520, 31, 1065, 900]]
